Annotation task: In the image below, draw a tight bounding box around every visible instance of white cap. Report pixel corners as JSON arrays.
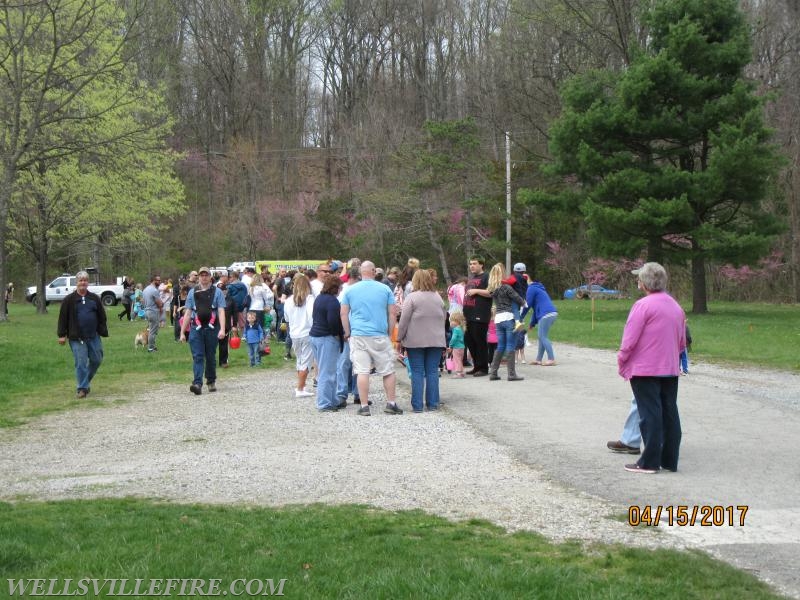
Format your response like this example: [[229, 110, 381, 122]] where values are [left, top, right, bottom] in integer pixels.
[[513, 262, 526, 272]]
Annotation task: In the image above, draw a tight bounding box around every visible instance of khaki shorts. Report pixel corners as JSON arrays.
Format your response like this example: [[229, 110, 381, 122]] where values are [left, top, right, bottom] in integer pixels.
[[350, 336, 396, 376]]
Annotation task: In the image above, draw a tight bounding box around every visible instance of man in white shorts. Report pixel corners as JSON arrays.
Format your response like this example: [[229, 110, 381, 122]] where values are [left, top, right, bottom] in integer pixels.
[[340, 261, 404, 416]]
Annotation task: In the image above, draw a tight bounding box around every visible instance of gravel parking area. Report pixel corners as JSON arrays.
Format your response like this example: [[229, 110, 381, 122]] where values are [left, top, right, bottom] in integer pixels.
[[0, 367, 672, 551]]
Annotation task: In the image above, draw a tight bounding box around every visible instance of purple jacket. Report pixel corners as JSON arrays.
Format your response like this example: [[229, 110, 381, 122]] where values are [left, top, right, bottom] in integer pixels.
[[618, 291, 686, 380]]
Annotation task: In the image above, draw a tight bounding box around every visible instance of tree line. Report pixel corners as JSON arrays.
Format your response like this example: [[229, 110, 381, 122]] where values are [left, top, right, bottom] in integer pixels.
[[2, 0, 798, 319]]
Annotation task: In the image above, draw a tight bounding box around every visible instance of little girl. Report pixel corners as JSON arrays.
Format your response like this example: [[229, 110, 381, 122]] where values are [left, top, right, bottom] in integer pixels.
[[448, 312, 466, 378], [243, 311, 265, 367], [487, 307, 498, 364]]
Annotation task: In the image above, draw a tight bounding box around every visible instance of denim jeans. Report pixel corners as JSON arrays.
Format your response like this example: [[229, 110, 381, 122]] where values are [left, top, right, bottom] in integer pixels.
[[679, 350, 689, 373], [406, 347, 443, 411], [188, 326, 220, 386], [495, 318, 516, 354], [620, 396, 642, 447], [248, 342, 260, 365], [631, 376, 681, 471], [312, 335, 340, 410], [336, 340, 357, 401], [69, 336, 103, 392], [535, 313, 557, 361]]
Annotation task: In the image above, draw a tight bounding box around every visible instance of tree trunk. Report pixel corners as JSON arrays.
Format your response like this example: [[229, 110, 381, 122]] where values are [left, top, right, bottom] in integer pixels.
[[0, 165, 12, 322], [36, 250, 49, 314], [691, 244, 708, 314]]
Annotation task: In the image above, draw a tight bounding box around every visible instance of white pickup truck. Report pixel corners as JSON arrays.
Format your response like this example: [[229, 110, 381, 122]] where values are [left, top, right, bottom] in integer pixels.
[[26, 274, 125, 307]]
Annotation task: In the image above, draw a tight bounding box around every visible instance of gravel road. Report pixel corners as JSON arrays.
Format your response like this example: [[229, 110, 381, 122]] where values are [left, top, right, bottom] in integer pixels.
[[1, 344, 798, 597]]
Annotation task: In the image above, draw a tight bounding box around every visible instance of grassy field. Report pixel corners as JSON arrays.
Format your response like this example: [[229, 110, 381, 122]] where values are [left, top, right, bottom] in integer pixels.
[[0, 301, 795, 598], [0, 304, 286, 428], [551, 298, 800, 371], [0, 499, 782, 599], [1, 298, 798, 426]]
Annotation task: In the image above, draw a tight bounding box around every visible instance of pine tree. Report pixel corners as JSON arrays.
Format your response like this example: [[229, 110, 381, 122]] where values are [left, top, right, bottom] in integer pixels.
[[523, 0, 782, 313]]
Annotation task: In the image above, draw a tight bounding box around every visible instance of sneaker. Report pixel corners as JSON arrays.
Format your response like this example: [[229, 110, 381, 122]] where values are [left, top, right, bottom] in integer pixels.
[[607, 440, 641, 455], [384, 403, 403, 415], [318, 406, 339, 412], [357, 406, 371, 416], [295, 389, 313, 398], [624, 463, 658, 474], [473, 370, 488, 377], [489, 373, 500, 381], [336, 400, 348, 409], [513, 320, 526, 333], [76, 389, 88, 399], [148, 347, 157, 352], [207, 383, 217, 392], [189, 384, 202, 395]]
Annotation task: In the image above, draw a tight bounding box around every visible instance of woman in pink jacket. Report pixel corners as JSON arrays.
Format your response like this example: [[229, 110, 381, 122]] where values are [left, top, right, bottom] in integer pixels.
[[618, 262, 686, 474]]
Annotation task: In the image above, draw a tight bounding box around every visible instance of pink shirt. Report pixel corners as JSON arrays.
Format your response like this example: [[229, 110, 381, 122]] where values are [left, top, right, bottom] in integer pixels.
[[618, 291, 686, 380]]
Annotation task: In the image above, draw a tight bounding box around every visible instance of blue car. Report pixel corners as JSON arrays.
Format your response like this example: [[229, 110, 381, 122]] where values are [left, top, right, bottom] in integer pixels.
[[563, 284, 623, 300]]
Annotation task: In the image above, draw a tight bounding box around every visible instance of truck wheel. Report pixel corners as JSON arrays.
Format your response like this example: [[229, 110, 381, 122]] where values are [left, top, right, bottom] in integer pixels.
[[31, 294, 49, 308], [101, 293, 116, 307]]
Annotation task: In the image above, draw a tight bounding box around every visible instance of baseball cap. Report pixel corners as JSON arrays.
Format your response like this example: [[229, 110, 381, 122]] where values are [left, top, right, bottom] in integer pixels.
[[198, 266, 211, 275], [330, 260, 342, 271], [513, 262, 526, 272], [375, 267, 385, 275]]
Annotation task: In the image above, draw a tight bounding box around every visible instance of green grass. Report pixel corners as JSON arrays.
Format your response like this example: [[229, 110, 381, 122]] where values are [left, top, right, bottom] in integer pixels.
[[551, 299, 800, 371], [0, 304, 285, 427], [1, 298, 798, 427], [0, 499, 782, 599]]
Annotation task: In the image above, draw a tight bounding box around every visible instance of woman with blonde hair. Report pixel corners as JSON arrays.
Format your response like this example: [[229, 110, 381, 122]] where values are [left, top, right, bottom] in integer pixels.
[[284, 273, 315, 398], [397, 269, 447, 412], [248, 273, 274, 328], [486, 263, 526, 381]]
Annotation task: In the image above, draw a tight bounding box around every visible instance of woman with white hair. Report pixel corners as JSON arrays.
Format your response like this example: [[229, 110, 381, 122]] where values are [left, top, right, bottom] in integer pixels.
[[618, 262, 686, 474]]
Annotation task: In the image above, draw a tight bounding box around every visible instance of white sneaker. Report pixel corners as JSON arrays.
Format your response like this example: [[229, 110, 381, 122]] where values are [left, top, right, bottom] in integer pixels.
[[295, 389, 313, 398]]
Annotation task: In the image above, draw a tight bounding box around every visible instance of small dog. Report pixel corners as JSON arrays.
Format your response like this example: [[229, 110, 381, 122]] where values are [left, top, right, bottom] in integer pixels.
[[134, 329, 149, 349]]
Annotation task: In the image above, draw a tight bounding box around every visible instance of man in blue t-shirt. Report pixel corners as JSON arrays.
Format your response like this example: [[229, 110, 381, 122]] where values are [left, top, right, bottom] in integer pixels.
[[340, 261, 404, 417], [180, 266, 227, 395], [57, 270, 108, 398]]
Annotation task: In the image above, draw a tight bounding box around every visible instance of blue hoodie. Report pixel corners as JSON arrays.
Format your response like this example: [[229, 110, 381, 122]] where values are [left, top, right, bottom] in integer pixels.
[[521, 282, 557, 326]]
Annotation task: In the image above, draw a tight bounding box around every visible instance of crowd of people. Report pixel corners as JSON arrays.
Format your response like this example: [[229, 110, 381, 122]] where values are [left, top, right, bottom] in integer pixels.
[[56, 257, 687, 472]]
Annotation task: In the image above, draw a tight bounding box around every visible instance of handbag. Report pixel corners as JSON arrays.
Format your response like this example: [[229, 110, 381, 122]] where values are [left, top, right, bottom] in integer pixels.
[[445, 356, 454, 371]]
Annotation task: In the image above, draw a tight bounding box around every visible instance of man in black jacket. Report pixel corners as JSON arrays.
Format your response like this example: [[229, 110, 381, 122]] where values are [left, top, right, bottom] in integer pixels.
[[57, 271, 109, 398]]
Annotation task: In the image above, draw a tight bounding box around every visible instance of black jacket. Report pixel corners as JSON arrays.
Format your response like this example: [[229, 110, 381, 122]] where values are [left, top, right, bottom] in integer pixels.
[[57, 291, 109, 340]]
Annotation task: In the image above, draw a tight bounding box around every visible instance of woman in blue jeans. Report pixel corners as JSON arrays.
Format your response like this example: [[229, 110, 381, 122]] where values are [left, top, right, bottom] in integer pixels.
[[486, 263, 526, 381], [522, 279, 558, 366], [397, 269, 447, 412]]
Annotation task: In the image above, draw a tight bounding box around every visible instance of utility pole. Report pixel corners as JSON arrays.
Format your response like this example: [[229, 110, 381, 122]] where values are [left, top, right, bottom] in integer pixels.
[[505, 131, 511, 272]]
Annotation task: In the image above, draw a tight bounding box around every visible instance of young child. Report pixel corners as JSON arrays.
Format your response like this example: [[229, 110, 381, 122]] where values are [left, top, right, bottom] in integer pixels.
[[243, 310, 265, 367], [132, 299, 145, 321], [503, 263, 529, 332], [448, 312, 466, 378], [680, 320, 692, 374], [487, 307, 498, 364]]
